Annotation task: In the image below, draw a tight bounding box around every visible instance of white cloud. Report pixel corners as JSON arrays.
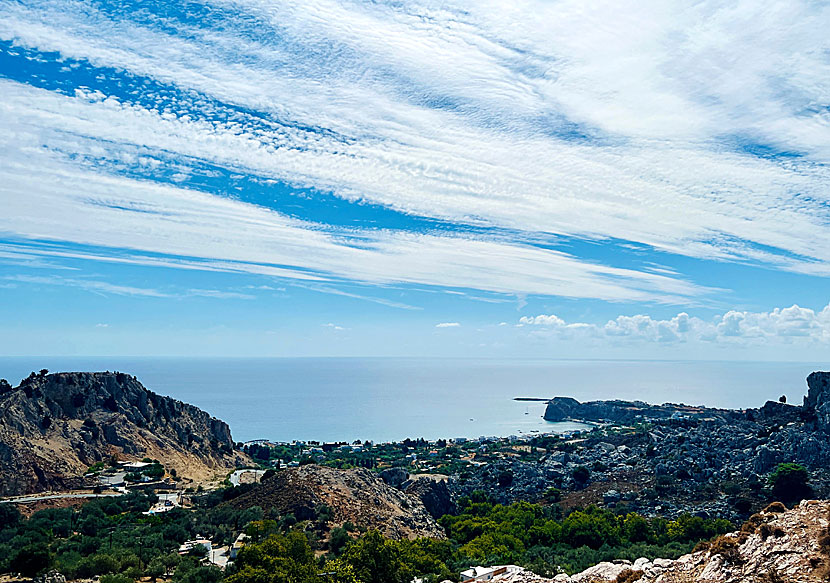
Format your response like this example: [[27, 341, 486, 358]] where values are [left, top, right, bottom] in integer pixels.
[[3, 275, 170, 298], [436, 322, 461, 328], [519, 304, 830, 344], [0, 84, 708, 303], [0, 0, 829, 298], [185, 289, 255, 300]]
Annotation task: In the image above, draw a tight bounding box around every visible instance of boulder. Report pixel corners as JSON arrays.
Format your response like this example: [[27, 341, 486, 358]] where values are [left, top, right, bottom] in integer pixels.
[[405, 477, 456, 519], [380, 467, 409, 488]]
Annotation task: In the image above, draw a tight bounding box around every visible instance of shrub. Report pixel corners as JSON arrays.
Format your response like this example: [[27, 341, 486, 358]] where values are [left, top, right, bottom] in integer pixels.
[[497, 470, 514, 488], [769, 464, 811, 505], [709, 535, 742, 565], [764, 502, 787, 513], [616, 569, 643, 583], [572, 466, 590, 486], [101, 574, 133, 583]]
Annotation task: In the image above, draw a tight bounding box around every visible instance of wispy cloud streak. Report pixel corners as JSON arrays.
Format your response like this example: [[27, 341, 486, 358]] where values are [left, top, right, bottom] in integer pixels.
[[1, 0, 829, 302]]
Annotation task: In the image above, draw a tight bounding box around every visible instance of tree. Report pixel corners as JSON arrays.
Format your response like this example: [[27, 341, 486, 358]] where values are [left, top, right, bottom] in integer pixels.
[[769, 463, 812, 504], [0, 503, 21, 528], [341, 530, 406, 583], [497, 470, 514, 488], [10, 544, 50, 577], [779, 395, 787, 404], [188, 544, 209, 559], [572, 466, 590, 487], [561, 509, 618, 549], [329, 527, 350, 556]]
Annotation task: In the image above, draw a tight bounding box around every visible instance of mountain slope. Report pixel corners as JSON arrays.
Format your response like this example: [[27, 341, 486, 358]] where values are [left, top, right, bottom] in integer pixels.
[[0, 371, 246, 496]]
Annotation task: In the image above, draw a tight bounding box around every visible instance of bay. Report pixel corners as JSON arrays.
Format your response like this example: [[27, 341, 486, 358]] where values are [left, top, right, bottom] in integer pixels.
[[0, 357, 822, 443]]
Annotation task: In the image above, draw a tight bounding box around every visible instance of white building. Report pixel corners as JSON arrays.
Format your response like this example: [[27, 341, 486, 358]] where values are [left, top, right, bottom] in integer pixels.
[[179, 538, 212, 555]]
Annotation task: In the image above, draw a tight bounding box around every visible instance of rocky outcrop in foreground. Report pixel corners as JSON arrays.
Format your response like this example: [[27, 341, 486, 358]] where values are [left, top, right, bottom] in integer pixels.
[[223, 464, 445, 540], [0, 371, 246, 496], [487, 500, 830, 582]]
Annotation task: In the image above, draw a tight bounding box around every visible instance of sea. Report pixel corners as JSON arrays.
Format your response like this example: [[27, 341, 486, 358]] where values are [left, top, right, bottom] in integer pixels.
[[0, 358, 823, 443]]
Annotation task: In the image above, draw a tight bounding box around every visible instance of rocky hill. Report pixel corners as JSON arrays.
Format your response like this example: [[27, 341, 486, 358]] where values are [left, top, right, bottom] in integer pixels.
[[0, 371, 246, 496], [223, 464, 445, 540], [484, 500, 830, 582], [454, 372, 830, 520]]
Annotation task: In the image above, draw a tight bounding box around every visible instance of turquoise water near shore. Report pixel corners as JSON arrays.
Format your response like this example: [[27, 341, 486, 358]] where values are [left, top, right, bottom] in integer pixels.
[[0, 358, 824, 443]]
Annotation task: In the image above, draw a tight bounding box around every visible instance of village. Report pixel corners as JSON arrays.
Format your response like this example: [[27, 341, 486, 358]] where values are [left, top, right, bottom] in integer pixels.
[[238, 427, 590, 477]]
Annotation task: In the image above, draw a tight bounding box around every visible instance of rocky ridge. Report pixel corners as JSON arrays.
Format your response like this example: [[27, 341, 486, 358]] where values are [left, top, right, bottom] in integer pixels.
[[223, 463, 445, 540], [452, 373, 830, 520], [0, 371, 246, 496]]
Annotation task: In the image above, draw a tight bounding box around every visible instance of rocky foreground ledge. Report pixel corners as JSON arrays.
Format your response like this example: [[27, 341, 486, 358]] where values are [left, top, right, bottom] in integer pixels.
[[491, 499, 830, 582]]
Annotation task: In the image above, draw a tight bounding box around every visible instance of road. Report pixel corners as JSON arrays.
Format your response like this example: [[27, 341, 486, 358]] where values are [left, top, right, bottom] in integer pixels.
[[0, 492, 122, 504]]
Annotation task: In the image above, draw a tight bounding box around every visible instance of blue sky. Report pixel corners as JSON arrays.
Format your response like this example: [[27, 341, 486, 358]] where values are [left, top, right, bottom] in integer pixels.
[[1, 0, 830, 359]]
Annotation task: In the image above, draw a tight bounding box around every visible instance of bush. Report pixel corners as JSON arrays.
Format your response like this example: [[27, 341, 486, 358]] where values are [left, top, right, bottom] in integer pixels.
[[709, 535, 742, 565], [572, 466, 590, 486], [769, 464, 811, 505], [329, 527, 350, 556], [497, 470, 514, 488], [616, 569, 643, 583]]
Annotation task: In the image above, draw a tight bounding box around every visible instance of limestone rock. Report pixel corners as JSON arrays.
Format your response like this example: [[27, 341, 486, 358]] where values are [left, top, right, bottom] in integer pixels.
[[405, 476, 456, 519]]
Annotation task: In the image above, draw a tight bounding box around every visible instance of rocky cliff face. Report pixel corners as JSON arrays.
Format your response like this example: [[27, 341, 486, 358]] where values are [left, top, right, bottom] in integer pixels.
[[0, 371, 245, 496], [806, 371, 830, 431], [223, 464, 446, 540]]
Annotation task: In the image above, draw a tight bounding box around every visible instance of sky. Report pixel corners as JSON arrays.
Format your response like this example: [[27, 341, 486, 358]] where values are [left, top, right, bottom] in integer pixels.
[[1, 0, 830, 359]]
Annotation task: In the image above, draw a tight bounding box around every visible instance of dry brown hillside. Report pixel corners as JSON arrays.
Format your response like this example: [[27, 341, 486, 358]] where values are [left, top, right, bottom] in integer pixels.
[[0, 371, 247, 496], [223, 464, 446, 540]]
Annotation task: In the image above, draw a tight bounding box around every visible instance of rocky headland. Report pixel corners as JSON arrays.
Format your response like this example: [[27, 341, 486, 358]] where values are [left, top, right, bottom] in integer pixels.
[[0, 371, 247, 496], [449, 372, 830, 521]]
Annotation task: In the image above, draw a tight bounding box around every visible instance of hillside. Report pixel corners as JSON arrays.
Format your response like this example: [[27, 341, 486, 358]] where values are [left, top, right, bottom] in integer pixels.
[[223, 463, 445, 540], [0, 371, 246, 496], [475, 500, 830, 582]]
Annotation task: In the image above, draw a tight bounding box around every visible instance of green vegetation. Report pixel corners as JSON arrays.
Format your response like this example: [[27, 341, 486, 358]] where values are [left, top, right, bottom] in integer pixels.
[[769, 463, 812, 505], [438, 495, 732, 575], [0, 486, 733, 582]]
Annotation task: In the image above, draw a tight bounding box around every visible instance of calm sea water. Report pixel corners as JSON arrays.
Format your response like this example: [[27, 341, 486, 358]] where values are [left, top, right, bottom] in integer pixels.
[[0, 358, 823, 443]]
